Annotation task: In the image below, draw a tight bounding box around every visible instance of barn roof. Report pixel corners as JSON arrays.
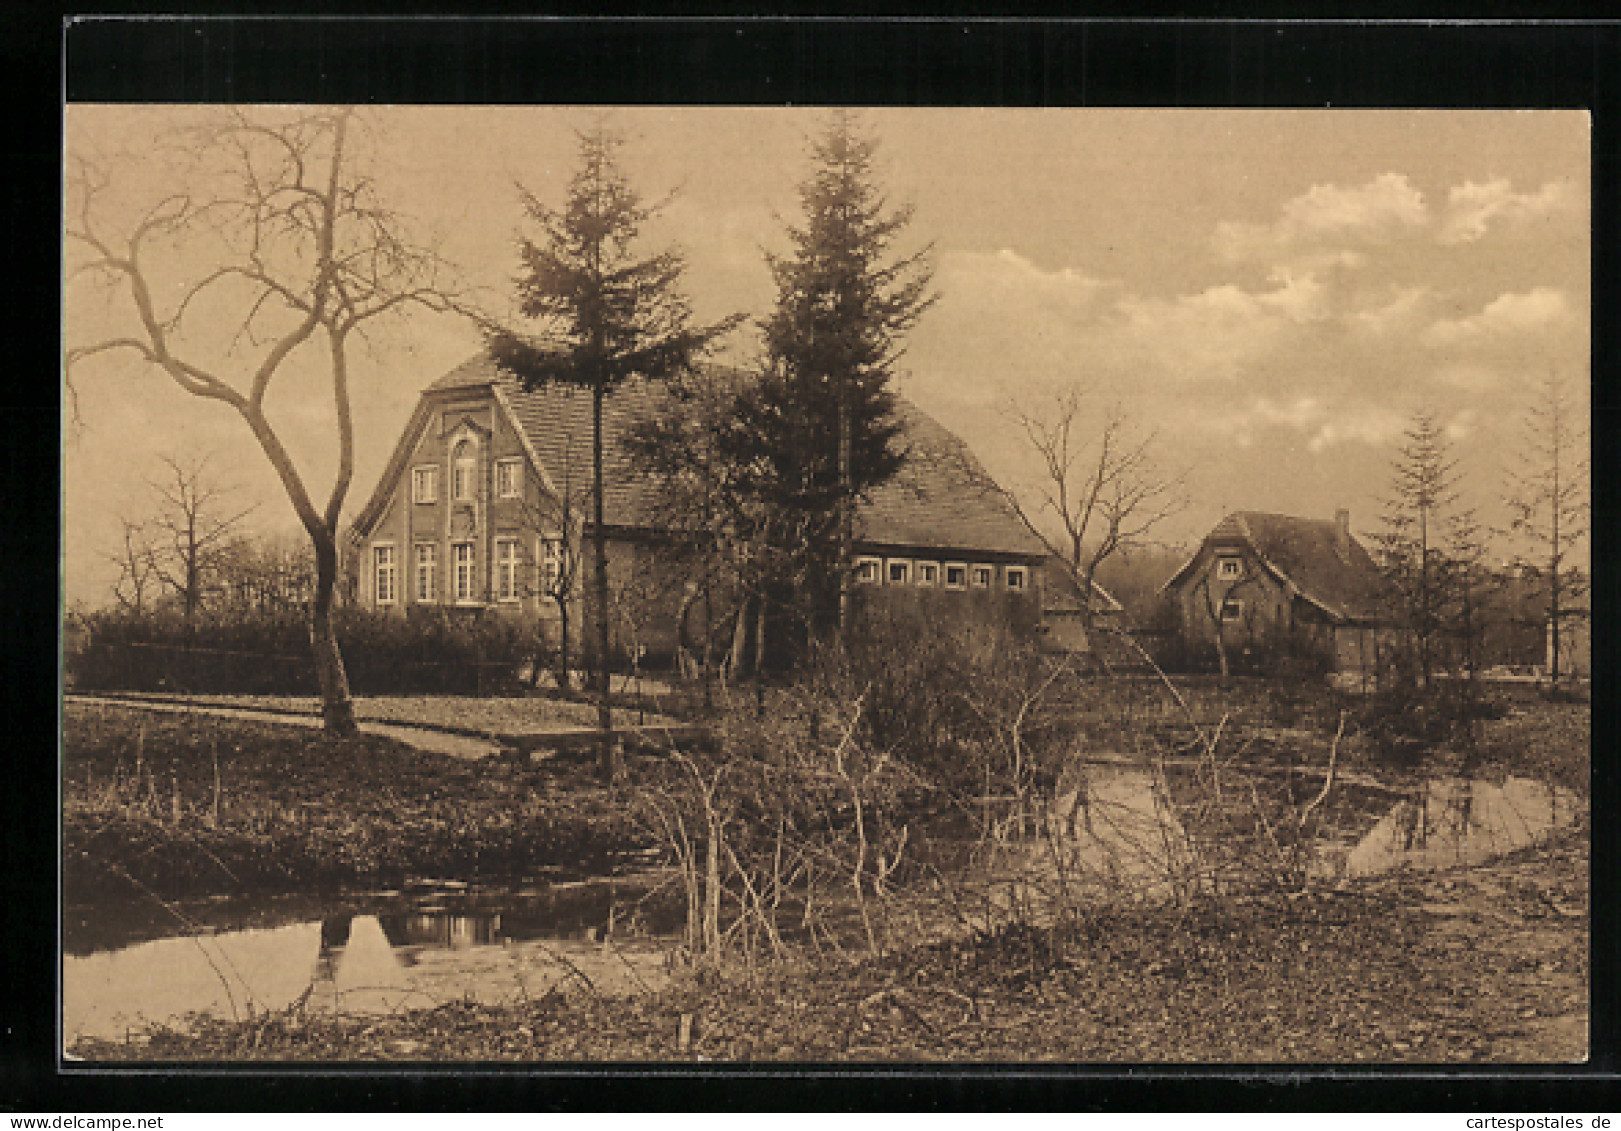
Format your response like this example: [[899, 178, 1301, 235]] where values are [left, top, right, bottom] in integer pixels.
[[1163, 510, 1388, 623], [360, 353, 1044, 560]]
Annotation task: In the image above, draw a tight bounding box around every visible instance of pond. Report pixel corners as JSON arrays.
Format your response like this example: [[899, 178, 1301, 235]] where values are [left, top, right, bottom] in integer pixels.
[[63, 876, 684, 1045], [63, 770, 1584, 1046]]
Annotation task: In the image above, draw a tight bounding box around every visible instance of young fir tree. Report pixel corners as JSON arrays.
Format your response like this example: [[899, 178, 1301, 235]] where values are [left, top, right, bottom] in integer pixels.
[[485, 122, 738, 782], [1373, 410, 1477, 690], [754, 111, 936, 644], [1504, 370, 1590, 686]]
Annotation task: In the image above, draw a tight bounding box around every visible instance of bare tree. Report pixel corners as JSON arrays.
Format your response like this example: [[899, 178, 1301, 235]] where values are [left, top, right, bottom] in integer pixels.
[[506, 428, 589, 692], [139, 454, 258, 618], [66, 108, 466, 733], [1004, 385, 1186, 630], [103, 516, 159, 614], [1504, 369, 1590, 686]]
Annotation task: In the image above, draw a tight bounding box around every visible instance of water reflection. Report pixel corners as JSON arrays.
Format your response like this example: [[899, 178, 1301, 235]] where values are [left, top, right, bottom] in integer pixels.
[[1337, 776, 1582, 878], [63, 884, 679, 1044]]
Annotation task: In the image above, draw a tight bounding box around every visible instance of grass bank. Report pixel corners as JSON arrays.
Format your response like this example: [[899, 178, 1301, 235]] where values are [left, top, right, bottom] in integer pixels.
[[70, 824, 1587, 1063], [63, 702, 651, 905]]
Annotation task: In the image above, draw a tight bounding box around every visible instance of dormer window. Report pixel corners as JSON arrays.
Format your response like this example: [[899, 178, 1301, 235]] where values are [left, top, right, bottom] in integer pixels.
[[1217, 556, 1243, 581], [452, 440, 476, 502]]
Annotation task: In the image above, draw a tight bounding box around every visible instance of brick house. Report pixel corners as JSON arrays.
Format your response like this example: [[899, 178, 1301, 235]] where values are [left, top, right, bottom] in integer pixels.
[[1160, 509, 1390, 677], [346, 354, 1048, 668]]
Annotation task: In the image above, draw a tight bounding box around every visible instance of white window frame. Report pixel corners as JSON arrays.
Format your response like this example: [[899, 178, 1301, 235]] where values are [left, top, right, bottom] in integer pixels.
[[411, 465, 439, 505], [1005, 565, 1028, 592], [451, 440, 477, 502], [373, 543, 397, 606], [413, 542, 437, 604], [452, 541, 477, 603], [495, 537, 521, 603], [886, 559, 912, 586], [495, 457, 523, 500], [540, 535, 565, 593], [915, 561, 940, 588], [1216, 555, 1244, 581], [853, 555, 881, 586], [943, 562, 968, 591], [971, 564, 994, 589], [1220, 597, 1246, 622]]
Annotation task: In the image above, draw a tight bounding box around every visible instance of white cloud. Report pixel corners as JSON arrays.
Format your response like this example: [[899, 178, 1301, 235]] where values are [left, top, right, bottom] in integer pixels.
[[1306, 407, 1409, 454], [1423, 287, 1575, 348], [1214, 174, 1429, 262], [1351, 285, 1432, 338], [1438, 179, 1580, 244]]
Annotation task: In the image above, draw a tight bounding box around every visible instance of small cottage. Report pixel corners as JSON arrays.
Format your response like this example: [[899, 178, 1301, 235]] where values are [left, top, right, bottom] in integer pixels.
[[1160, 509, 1390, 678]]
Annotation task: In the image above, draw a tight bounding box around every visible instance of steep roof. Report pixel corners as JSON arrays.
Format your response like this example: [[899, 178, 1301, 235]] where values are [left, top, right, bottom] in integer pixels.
[[1038, 558, 1125, 615], [1164, 510, 1388, 623], [362, 353, 1044, 559]]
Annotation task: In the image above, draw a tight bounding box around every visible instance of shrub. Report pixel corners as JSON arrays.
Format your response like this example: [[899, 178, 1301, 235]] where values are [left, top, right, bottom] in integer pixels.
[[71, 606, 539, 696]]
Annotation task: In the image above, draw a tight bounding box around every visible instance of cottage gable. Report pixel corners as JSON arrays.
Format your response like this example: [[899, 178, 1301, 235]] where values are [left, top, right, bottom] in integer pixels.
[[1164, 510, 1386, 625]]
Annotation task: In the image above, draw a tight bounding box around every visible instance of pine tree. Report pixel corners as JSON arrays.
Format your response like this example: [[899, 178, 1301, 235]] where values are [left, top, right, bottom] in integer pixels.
[[485, 121, 738, 781], [1374, 410, 1477, 690], [1505, 370, 1590, 686], [757, 111, 936, 642]]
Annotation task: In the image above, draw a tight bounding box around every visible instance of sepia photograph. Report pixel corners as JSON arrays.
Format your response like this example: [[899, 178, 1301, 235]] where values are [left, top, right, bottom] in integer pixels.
[[60, 103, 1590, 1065]]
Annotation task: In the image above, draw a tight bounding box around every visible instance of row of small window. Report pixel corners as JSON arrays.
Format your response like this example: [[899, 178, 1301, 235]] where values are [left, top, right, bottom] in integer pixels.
[[374, 537, 563, 605], [410, 451, 524, 505], [854, 556, 1028, 592]]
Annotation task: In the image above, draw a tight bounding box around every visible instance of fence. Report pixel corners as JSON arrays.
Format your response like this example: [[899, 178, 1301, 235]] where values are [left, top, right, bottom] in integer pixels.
[[70, 639, 525, 697]]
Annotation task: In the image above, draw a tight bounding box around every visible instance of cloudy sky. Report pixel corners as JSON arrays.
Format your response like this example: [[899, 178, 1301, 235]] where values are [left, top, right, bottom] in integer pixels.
[[63, 106, 1589, 608]]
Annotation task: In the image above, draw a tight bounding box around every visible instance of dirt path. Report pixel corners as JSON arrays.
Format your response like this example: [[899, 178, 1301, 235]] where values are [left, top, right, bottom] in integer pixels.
[[67, 694, 505, 759]]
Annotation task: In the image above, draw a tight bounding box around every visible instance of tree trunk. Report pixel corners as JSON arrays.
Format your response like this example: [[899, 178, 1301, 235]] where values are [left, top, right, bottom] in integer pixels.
[[837, 389, 852, 647], [309, 530, 356, 734], [592, 385, 615, 783], [553, 592, 573, 692]]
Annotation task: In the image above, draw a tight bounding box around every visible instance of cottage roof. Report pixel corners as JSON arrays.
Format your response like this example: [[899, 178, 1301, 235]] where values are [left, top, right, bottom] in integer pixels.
[[1163, 510, 1388, 623], [1038, 558, 1125, 615], [359, 353, 1044, 559]]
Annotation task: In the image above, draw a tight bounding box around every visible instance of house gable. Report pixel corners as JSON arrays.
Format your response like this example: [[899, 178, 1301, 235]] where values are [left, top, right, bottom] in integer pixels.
[[1162, 510, 1387, 626]]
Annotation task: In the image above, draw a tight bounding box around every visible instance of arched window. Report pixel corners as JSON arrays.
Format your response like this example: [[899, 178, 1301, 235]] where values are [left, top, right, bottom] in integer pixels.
[[452, 440, 476, 501]]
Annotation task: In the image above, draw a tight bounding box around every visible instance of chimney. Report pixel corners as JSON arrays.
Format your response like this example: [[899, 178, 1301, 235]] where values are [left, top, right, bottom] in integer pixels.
[[1334, 508, 1351, 561]]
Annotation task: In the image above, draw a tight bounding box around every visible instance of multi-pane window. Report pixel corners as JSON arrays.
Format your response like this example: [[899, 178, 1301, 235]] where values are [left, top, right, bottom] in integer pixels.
[[452, 441, 476, 502], [453, 541, 476, 602], [1220, 598, 1245, 622], [540, 536, 565, 593], [495, 538, 521, 602], [971, 564, 994, 589], [1216, 556, 1243, 581], [916, 562, 939, 587], [414, 543, 437, 603], [854, 557, 881, 585], [411, 465, 439, 504], [496, 458, 522, 499], [373, 545, 396, 605], [944, 563, 968, 590], [886, 560, 911, 586], [1005, 565, 1028, 592]]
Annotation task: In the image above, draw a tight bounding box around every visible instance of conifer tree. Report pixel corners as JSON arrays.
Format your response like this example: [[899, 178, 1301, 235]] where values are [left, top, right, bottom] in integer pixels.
[[757, 111, 936, 642], [1504, 370, 1590, 686], [1374, 410, 1477, 690], [485, 121, 738, 781]]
